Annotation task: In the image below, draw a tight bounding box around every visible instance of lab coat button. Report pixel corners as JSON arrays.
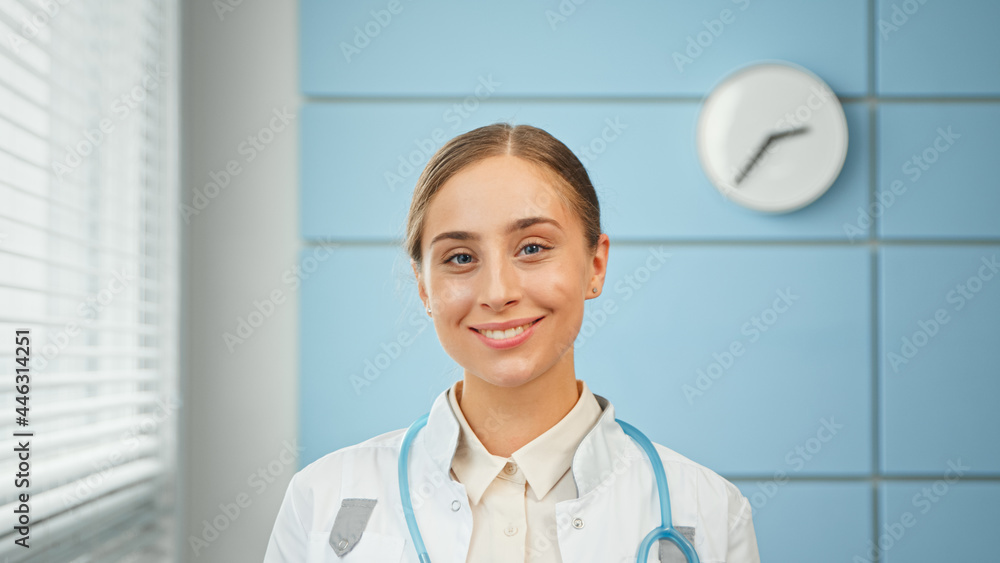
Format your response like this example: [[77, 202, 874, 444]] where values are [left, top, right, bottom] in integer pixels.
[[451, 500, 461, 511], [572, 517, 584, 529], [504, 525, 518, 536]]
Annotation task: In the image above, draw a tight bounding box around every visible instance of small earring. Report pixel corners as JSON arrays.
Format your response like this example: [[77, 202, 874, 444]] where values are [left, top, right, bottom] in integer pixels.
[[592, 287, 597, 293], [425, 305, 431, 315]]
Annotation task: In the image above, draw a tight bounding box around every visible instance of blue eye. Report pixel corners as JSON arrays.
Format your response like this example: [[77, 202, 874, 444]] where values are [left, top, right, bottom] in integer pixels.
[[444, 243, 551, 266], [521, 243, 552, 256], [445, 253, 473, 265]]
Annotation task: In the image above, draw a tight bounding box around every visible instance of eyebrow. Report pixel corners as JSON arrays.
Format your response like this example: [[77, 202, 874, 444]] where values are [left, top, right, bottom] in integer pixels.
[[429, 216, 562, 249]]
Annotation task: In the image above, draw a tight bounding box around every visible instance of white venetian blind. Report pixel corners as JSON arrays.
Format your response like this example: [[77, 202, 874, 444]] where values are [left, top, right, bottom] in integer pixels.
[[0, 0, 178, 561]]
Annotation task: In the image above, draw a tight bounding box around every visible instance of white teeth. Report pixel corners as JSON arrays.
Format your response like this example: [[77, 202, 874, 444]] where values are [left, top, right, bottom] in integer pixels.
[[477, 321, 535, 340]]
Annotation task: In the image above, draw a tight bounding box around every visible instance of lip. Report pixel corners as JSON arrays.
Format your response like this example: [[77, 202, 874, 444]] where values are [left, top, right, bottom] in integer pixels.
[[469, 316, 544, 350]]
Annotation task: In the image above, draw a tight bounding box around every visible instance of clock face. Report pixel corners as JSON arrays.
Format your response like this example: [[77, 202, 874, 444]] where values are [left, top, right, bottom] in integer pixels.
[[696, 62, 849, 213]]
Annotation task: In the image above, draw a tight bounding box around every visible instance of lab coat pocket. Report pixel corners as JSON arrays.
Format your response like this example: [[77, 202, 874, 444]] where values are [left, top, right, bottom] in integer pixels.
[[658, 526, 697, 563], [308, 531, 405, 562]]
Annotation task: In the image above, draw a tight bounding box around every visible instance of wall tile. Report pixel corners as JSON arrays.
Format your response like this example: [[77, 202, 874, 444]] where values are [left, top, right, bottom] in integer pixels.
[[877, 0, 1000, 95], [575, 245, 871, 475], [300, 0, 867, 96], [732, 481, 872, 563], [298, 245, 458, 466], [878, 104, 1000, 239], [880, 245, 1000, 473], [299, 243, 874, 474], [301, 102, 869, 241], [881, 481, 998, 561]]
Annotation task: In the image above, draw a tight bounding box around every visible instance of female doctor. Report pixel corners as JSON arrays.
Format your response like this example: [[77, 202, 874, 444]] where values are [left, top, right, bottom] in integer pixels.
[[263, 123, 760, 562]]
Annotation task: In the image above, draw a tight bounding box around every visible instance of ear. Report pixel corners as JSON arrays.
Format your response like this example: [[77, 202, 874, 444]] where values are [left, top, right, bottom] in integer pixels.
[[411, 259, 428, 305], [586, 233, 610, 299]]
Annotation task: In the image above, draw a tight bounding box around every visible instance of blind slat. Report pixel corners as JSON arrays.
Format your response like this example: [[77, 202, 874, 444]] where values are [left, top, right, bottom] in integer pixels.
[[0, 279, 160, 302], [0, 458, 163, 526], [3, 503, 163, 563], [29, 368, 160, 388], [0, 435, 160, 503], [0, 411, 161, 452], [0, 479, 163, 560], [27, 391, 161, 420], [0, 212, 145, 261]]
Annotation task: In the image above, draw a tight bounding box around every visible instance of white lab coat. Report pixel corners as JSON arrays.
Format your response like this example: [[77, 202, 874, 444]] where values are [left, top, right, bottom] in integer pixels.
[[263, 388, 760, 562]]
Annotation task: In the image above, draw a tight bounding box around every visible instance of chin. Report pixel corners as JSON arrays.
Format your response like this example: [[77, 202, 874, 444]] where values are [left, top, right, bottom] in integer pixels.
[[487, 373, 537, 388], [470, 358, 552, 388]]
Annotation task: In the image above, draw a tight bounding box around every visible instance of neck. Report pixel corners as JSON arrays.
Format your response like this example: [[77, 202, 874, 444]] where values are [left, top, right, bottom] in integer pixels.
[[457, 352, 580, 457]]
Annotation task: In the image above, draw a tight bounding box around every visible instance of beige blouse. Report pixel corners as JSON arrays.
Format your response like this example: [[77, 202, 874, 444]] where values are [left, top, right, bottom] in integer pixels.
[[447, 378, 603, 562]]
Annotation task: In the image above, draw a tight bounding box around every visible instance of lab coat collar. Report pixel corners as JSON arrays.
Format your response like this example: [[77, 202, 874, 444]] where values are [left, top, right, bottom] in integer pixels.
[[447, 380, 603, 505], [421, 383, 629, 500]]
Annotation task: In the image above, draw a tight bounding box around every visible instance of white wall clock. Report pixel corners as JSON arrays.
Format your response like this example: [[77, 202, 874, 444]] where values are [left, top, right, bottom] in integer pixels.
[[695, 61, 849, 213]]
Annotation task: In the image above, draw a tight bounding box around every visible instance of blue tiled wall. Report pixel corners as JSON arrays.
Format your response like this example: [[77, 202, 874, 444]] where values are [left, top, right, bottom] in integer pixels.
[[297, 1, 1000, 561]]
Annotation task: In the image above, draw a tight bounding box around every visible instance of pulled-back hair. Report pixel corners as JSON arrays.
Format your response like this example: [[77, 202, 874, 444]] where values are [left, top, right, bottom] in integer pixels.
[[405, 123, 602, 271]]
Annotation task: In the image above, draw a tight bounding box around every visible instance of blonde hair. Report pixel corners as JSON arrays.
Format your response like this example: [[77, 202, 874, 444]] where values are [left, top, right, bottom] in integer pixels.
[[405, 123, 602, 271]]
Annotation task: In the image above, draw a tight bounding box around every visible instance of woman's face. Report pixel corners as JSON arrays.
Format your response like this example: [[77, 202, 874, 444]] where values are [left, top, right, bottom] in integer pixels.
[[413, 154, 609, 388]]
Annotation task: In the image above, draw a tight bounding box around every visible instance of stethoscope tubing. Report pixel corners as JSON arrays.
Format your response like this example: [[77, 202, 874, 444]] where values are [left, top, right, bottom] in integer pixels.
[[399, 412, 432, 563], [618, 419, 701, 563], [398, 412, 700, 563]]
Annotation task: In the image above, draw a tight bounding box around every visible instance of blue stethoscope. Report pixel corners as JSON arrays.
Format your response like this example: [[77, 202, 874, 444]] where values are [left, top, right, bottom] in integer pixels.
[[398, 413, 700, 563]]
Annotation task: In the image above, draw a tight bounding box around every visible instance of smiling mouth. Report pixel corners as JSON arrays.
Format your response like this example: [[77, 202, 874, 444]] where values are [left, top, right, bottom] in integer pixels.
[[471, 318, 542, 341]]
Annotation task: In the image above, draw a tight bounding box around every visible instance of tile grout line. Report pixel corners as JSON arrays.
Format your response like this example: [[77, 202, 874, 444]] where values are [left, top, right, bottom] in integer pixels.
[[302, 239, 1000, 247], [299, 95, 1000, 104], [869, 0, 881, 560], [724, 474, 1000, 482]]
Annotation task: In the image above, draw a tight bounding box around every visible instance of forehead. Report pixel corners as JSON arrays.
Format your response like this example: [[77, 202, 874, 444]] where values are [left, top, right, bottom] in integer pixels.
[[425, 155, 571, 229]]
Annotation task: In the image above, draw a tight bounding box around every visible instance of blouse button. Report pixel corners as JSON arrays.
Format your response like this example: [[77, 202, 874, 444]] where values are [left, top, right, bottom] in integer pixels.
[[504, 525, 518, 536], [572, 517, 584, 529], [451, 500, 461, 511], [337, 539, 348, 549], [504, 462, 517, 475]]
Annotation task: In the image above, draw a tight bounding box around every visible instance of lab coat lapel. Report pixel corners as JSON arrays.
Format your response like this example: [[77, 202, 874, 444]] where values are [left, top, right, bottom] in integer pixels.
[[553, 394, 659, 561], [406, 388, 474, 562]]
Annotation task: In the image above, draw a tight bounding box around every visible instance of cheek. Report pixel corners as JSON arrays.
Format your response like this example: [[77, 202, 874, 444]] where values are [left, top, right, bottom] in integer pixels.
[[432, 279, 476, 314], [529, 269, 585, 312]]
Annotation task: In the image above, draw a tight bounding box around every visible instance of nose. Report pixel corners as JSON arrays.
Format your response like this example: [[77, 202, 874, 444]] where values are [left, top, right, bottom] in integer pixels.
[[480, 250, 520, 312]]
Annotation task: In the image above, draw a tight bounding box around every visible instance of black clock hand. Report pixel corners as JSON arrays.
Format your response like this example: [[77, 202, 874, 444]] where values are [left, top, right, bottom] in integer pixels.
[[734, 126, 809, 186]]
